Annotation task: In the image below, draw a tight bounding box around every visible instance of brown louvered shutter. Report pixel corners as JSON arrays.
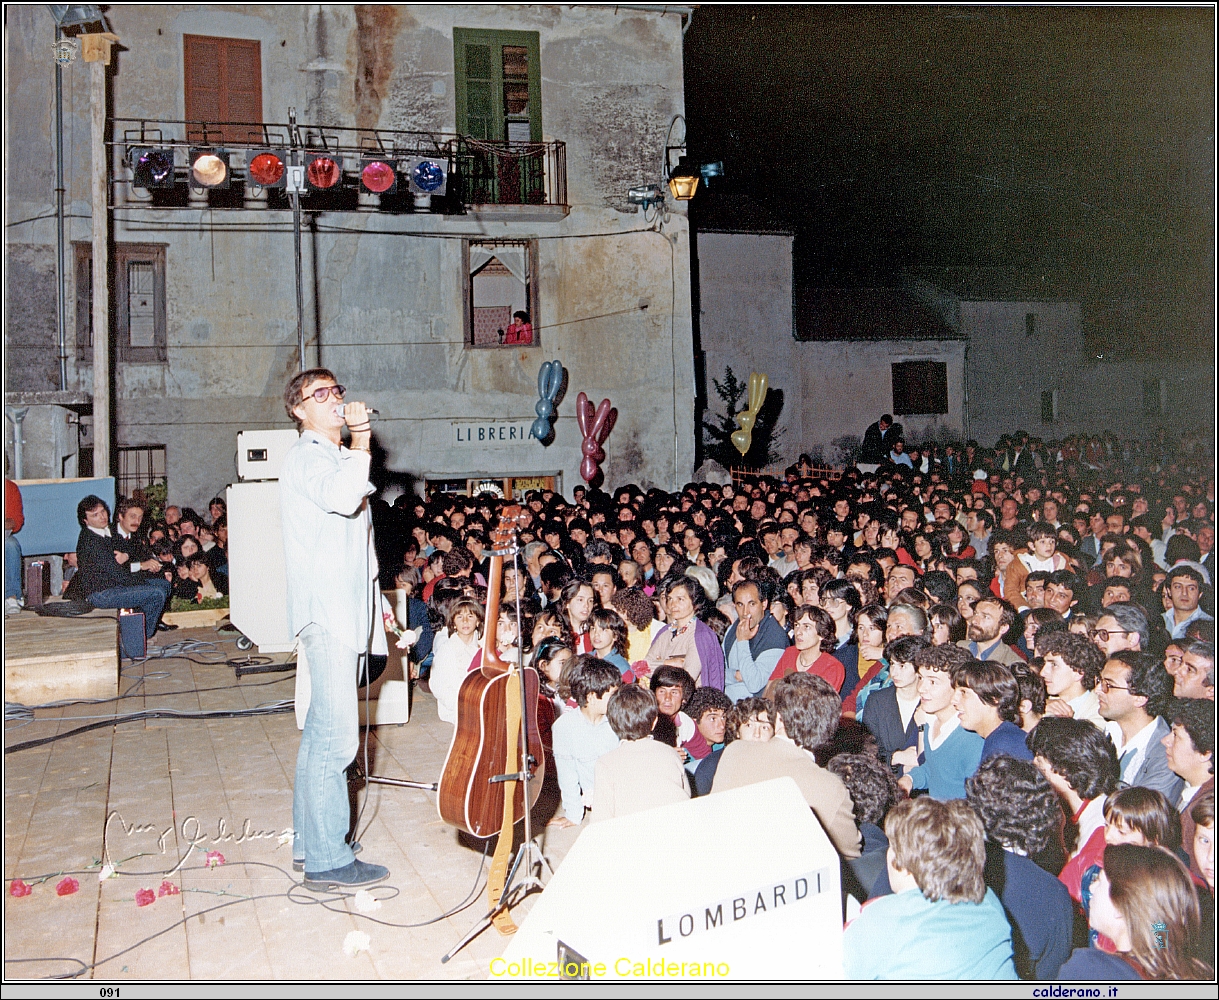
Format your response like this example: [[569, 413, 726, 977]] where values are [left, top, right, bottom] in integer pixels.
[[183, 35, 262, 143]]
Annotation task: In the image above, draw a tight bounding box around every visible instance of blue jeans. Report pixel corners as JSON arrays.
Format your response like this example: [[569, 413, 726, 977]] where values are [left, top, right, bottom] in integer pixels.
[[88, 583, 166, 638], [4, 532, 21, 599], [294, 623, 359, 874]]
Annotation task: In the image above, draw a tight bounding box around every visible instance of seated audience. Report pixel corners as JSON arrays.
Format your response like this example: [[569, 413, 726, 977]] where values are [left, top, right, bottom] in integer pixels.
[[550, 658, 621, 828], [842, 797, 1018, 979], [591, 685, 688, 821]]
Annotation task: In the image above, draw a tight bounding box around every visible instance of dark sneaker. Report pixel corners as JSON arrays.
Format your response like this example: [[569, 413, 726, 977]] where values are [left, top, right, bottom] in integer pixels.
[[293, 839, 361, 872], [302, 859, 389, 891]]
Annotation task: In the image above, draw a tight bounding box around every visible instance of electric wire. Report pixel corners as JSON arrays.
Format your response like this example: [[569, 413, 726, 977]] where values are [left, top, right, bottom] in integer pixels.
[[4, 848, 492, 978], [4, 702, 295, 754]]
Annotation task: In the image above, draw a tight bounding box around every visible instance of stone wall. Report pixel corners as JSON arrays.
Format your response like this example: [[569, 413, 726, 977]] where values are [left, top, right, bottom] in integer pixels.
[[4, 4, 696, 506]]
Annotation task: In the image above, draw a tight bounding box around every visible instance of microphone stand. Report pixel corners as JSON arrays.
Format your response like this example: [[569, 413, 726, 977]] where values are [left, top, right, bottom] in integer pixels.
[[441, 546, 551, 963]]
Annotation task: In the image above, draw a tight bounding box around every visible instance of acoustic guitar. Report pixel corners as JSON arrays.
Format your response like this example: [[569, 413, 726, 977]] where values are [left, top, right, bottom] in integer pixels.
[[436, 505, 544, 932]]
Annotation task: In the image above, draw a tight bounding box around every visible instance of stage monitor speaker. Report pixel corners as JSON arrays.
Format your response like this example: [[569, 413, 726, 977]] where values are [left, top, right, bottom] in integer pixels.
[[226, 479, 294, 654], [236, 428, 300, 481], [500, 777, 843, 980]]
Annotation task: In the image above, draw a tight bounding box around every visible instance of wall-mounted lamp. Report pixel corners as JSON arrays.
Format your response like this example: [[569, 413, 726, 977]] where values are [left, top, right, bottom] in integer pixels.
[[626, 115, 724, 218], [666, 156, 700, 201]]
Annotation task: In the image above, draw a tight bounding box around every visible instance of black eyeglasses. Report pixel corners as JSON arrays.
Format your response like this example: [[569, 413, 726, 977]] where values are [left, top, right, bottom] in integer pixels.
[[308, 384, 345, 402], [1098, 677, 1130, 693]]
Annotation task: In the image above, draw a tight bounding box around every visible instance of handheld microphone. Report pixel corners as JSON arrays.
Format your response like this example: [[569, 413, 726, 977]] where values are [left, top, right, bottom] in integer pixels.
[[336, 404, 380, 417]]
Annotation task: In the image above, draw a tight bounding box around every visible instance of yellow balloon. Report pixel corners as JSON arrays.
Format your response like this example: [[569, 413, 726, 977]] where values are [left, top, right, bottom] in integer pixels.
[[731, 429, 751, 455]]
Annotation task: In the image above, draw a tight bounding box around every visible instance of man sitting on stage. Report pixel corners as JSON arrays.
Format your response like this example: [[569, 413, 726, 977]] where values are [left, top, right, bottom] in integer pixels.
[[72, 494, 169, 638], [281, 368, 389, 891]]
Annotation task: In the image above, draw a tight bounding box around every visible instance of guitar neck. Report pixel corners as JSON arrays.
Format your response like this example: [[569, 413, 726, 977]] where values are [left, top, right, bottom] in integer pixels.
[[481, 553, 509, 675]]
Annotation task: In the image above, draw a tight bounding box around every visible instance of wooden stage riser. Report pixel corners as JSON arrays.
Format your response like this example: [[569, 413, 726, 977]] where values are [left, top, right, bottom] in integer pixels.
[[4, 611, 120, 703]]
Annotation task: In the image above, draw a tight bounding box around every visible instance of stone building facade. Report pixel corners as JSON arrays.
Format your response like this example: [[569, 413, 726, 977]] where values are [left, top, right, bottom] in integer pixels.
[[5, 4, 696, 506]]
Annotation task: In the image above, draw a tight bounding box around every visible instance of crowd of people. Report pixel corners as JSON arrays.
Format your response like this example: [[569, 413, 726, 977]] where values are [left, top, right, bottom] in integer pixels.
[[370, 422, 1213, 980], [8, 493, 231, 635]]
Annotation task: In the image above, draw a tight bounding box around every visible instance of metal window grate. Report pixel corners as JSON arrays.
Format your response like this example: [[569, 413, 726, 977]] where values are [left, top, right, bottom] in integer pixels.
[[117, 445, 167, 499]]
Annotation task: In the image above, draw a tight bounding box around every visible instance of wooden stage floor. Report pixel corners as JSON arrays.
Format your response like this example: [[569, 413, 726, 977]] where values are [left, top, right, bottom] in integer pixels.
[[3, 623, 575, 981]]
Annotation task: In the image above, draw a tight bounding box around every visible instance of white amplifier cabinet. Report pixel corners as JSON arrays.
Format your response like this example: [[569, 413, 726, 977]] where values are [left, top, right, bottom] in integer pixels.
[[237, 428, 300, 481], [227, 479, 294, 653]]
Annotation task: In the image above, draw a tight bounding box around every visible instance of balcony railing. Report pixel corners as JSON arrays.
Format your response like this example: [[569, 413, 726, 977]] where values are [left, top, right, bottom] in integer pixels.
[[455, 138, 567, 210]]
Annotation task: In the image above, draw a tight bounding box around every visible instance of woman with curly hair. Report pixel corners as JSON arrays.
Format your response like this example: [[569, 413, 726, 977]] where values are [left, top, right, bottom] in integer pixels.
[[1058, 843, 1213, 980], [966, 755, 1075, 980]]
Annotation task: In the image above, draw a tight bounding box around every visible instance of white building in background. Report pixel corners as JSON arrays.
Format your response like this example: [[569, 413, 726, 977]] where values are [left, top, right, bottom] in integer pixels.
[[697, 217, 1212, 463], [5, 4, 697, 507], [696, 209, 965, 466]]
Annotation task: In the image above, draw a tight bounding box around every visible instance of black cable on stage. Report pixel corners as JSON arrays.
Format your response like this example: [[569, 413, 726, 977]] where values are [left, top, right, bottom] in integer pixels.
[[4, 703, 294, 754], [5, 848, 493, 978]]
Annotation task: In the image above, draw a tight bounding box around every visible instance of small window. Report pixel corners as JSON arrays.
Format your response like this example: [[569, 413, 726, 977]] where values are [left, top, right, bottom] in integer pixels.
[[464, 240, 538, 348], [1041, 390, 1058, 424], [75, 243, 168, 363], [1025, 312, 1036, 337], [1142, 378, 1165, 416], [117, 445, 167, 499], [73, 241, 93, 360], [891, 361, 948, 416]]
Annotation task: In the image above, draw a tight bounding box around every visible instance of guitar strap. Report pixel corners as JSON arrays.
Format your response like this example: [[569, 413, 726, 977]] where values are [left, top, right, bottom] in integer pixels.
[[488, 669, 522, 935]]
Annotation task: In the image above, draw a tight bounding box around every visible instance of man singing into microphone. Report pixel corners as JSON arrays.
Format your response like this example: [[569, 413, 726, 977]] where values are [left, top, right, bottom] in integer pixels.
[[281, 368, 389, 890]]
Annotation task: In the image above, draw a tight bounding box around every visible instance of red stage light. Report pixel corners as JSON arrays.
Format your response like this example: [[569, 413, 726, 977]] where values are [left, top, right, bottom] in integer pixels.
[[306, 156, 341, 189], [361, 160, 396, 194], [249, 152, 285, 187]]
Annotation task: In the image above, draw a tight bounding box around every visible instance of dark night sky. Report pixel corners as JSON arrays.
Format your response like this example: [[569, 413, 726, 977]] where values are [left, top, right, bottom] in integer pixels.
[[683, 6, 1215, 355]]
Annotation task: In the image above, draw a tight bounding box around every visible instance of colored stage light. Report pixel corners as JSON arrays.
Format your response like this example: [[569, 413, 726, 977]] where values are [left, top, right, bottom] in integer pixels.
[[408, 158, 447, 196], [360, 159, 397, 194], [248, 151, 287, 188], [306, 154, 341, 190], [131, 147, 176, 189], [190, 148, 230, 188]]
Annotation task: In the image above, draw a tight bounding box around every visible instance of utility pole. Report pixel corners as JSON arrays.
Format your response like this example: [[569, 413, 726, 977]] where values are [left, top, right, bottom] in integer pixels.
[[82, 30, 117, 478]]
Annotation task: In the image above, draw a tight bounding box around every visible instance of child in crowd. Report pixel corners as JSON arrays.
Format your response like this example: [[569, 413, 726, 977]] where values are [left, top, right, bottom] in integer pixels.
[[591, 685, 688, 821], [429, 598, 484, 725], [550, 658, 621, 828], [896, 644, 983, 800], [951, 660, 1033, 762], [589, 606, 632, 676], [647, 664, 709, 764], [861, 635, 929, 769]]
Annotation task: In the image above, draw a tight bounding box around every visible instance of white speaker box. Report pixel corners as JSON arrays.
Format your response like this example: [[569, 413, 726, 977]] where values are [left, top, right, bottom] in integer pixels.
[[500, 777, 843, 980], [227, 479, 294, 653]]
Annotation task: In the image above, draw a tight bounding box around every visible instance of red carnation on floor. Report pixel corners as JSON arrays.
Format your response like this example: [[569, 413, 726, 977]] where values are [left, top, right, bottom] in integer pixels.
[[9, 879, 32, 897], [205, 851, 225, 868], [135, 888, 156, 907], [55, 876, 79, 896], [157, 880, 180, 897]]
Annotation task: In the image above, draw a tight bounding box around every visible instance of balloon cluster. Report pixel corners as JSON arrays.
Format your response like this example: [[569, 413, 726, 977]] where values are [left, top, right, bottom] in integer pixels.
[[731, 372, 769, 456], [576, 392, 617, 483], [529, 360, 564, 443]]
